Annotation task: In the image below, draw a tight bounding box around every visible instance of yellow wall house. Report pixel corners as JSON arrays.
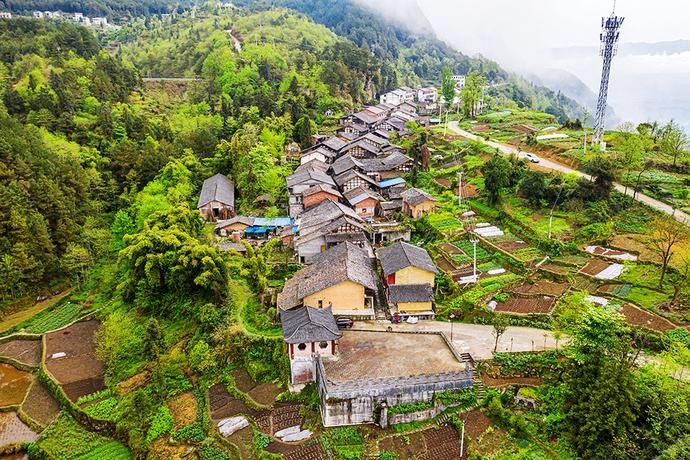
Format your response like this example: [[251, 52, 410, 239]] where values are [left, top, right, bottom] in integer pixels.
[[277, 242, 378, 319], [401, 187, 437, 219], [377, 241, 439, 319]]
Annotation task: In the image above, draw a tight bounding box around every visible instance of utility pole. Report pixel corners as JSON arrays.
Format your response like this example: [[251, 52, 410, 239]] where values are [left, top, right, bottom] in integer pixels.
[[593, 2, 624, 145], [457, 171, 463, 208], [582, 107, 589, 155], [547, 187, 563, 240]]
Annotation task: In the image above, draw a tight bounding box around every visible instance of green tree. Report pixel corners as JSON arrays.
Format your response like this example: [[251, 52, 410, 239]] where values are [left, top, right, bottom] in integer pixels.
[[293, 115, 313, 149], [492, 313, 509, 353], [460, 71, 487, 117], [562, 307, 637, 459], [648, 216, 688, 288], [481, 155, 511, 205], [144, 319, 166, 360], [659, 120, 689, 167], [440, 67, 455, 112]]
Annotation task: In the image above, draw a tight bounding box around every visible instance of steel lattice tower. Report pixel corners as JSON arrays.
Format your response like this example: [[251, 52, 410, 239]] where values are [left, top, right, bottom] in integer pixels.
[[593, 7, 624, 144]]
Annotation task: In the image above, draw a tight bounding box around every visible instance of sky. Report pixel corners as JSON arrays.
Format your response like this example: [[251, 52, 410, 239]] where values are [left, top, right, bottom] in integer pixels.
[[359, 0, 690, 128]]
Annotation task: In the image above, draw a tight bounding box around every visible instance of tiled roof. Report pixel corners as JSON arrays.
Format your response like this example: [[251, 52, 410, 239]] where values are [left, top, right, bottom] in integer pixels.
[[377, 241, 438, 276], [333, 169, 379, 188], [215, 216, 255, 230], [277, 242, 377, 310], [401, 187, 437, 206], [286, 169, 336, 188], [388, 284, 434, 304], [197, 174, 235, 208], [280, 306, 341, 344], [302, 184, 342, 198]]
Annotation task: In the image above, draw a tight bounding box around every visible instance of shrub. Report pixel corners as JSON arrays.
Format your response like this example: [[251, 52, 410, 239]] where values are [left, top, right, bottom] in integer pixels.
[[435, 388, 477, 408], [379, 452, 397, 460], [388, 400, 434, 415], [145, 405, 174, 443], [253, 430, 271, 450]]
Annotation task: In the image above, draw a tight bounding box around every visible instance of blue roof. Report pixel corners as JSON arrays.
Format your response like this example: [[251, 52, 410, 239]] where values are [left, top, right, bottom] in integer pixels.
[[254, 217, 293, 227], [378, 177, 406, 188]]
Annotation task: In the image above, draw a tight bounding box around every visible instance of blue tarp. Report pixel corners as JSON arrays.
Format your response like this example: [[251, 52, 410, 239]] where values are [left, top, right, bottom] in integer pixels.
[[378, 177, 406, 188], [244, 226, 277, 235]]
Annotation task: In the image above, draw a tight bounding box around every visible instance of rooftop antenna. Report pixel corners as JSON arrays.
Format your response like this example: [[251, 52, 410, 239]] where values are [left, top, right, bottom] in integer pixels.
[[592, 0, 624, 146]]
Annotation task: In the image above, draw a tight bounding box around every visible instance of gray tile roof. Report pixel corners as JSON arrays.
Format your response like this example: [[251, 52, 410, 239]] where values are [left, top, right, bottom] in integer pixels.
[[277, 242, 377, 311], [286, 169, 336, 188], [322, 136, 347, 152], [388, 284, 434, 304], [401, 187, 437, 206], [280, 306, 341, 344], [294, 159, 329, 175], [197, 174, 235, 208], [377, 241, 438, 276], [331, 154, 363, 176], [359, 152, 412, 173], [333, 169, 379, 189]]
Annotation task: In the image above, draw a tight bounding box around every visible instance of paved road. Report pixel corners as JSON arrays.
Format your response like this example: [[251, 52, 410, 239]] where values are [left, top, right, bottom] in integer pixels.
[[448, 121, 690, 226], [356, 320, 562, 360]]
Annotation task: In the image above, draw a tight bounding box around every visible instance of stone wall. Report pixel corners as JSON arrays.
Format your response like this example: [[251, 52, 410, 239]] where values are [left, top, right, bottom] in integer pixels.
[[315, 356, 473, 427]]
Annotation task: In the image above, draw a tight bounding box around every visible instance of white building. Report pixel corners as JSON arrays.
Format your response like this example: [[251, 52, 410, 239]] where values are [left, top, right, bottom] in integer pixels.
[[380, 88, 414, 106], [0, 12, 12, 19], [91, 17, 108, 27], [452, 75, 466, 90], [417, 87, 437, 103]]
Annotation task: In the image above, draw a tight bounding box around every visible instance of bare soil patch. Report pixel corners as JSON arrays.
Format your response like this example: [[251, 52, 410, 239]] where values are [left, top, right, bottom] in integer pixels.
[[0, 340, 41, 367], [511, 279, 569, 297], [270, 403, 302, 434], [580, 259, 611, 276], [21, 380, 60, 427], [117, 370, 149, 394], [167, 392, 197, 430], [0, 412, 38, 447], [44, 319, 105, 402], [482, 375, 543, 388], [471, 123, 490, 133], [610, 234, 656, 262], [462, 410, 510, 457], [231, 368, 255, 393], [0, 363, 32, 407], [435, 255, 457, 273], [248, 381, 281, 406], [620, 304, 677, 332], [438, 243, 465, 256], [433, 178, 451, 189], [208, 383, 262, 422], [495, 296, 555, 315], [281, 443, 327, 460], [226, 425, 253, 460], [419, 425, 462, 460], [379, 432, 424, 460], [496, 240, 530, 252]]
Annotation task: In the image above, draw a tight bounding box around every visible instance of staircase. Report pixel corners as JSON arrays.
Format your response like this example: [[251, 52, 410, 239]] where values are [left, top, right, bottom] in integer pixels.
[[460, 353, 475, 368], [473, 373, 487, 401]]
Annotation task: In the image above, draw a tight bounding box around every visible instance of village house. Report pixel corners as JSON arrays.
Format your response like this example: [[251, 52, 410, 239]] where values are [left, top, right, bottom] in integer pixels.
[[378, 241, 438, 287], [387, 284, 435, 319], [314, 330, 473, 427], [417, 87, 437, 103], [215, 216, 255, 237], [277, 242, 378, 319], [379, 88, 415, 106], [333, 169, 379, 193], [293, 200, 368, 263], [280, 306, 341, 385], [302, 184, 342, 210], [300, 146, 338, 165], [287, 168, 336, 217], [197, 173, 235, 222], [344, 186, 383, 219], [401, 187, 437, 218], [0, 11, 12, 19]]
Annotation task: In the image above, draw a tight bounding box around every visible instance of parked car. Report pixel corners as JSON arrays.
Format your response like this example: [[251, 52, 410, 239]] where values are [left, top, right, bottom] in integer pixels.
[[524, 153, 540, 163], [336, 317, 354, 330], [406, 316, 419, 324]]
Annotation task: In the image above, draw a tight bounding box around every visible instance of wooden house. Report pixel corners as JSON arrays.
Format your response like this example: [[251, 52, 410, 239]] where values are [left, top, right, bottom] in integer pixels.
[[197, 173, 235, 222], [401, 187, 437, 218], [344, 186, 383, 219], [303, 184, 343, 210]]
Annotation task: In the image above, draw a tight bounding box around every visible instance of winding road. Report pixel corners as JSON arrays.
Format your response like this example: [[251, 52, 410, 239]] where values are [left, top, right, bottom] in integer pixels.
[[448, 121, 690, 226]]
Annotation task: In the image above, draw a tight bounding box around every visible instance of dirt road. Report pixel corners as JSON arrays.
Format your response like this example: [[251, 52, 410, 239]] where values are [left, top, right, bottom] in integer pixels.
[[448, 121, 690, 226]]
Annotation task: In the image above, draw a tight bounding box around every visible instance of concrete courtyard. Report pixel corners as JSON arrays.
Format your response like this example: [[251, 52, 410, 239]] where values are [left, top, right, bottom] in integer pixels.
[[355, 320, 564, 360]]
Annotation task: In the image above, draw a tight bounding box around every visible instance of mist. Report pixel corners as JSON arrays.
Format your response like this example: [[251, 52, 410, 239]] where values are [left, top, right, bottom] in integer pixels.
[[356, 0, 690, 130]]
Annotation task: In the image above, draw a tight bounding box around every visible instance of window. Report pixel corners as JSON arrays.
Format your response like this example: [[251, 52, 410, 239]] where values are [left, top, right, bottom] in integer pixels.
[[319, 341, 329, 349], [297, 343, 307, 351], [318, 300, 323, 308]]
